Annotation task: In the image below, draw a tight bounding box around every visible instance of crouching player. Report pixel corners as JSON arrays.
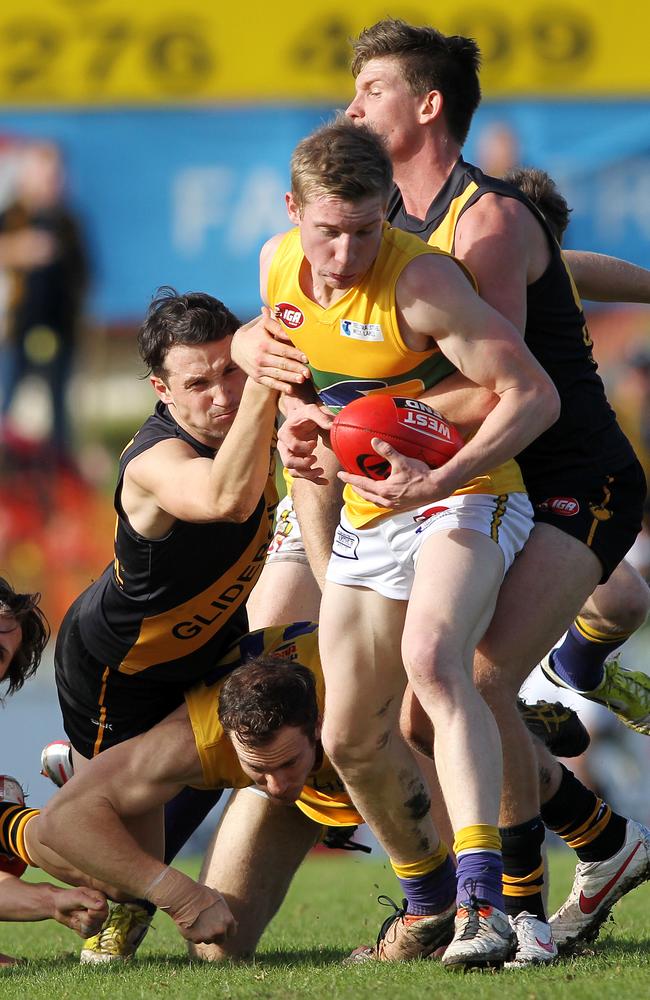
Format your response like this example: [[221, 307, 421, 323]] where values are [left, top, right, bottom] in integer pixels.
[[0, 623, 363, 960]]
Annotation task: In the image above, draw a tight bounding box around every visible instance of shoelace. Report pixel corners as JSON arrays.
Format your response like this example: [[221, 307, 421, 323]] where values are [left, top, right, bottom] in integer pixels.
[[375, 895, 408, 946], [517, 699, 572, 732]]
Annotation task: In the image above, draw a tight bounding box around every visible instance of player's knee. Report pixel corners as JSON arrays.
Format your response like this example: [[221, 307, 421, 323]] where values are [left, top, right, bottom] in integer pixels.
[[189, 939, 256, 962], [321, 723, 383, 771], [402, 633, 464, 701]]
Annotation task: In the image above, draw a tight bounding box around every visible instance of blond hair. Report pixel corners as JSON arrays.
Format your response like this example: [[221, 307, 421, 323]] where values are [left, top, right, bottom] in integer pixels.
[[291, 115, 392, 210]]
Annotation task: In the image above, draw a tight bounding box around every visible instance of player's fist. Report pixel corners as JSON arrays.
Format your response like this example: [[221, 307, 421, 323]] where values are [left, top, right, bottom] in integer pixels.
[[52, 886, 109, 937], [173, 885, 237, 945]]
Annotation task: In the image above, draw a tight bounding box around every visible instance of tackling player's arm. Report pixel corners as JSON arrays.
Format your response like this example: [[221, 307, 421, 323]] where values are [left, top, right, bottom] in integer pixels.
[[400, 253, 559, 489], [564, 250, 650, 303], [230, 235, 311, 393], [122, 380, 277, 533], [0, 871, 107, 936], [37, 711, 236, 944]]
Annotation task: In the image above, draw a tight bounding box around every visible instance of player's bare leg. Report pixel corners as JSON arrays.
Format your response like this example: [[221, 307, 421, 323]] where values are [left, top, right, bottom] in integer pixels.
[[319, 584, 426, 861], [474, 524, 605, 960], [404, 529, 504, 832], [476, 524, 604, 827], [190, 788, 321, 961], [320, 583, 457, 961], [247, 560, 321, 629], [399, 694, 455, 855]]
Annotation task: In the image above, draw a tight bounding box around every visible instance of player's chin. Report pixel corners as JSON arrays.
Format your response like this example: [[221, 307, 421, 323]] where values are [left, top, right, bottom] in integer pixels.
[[275, 788, 302, 804], [208, 411, 238, 435]]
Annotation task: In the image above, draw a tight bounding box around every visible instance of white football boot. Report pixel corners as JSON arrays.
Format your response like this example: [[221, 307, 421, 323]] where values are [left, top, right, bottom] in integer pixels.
[[505, 911, 557, 967], [40, 741, 74, 787], [442, 896, 516, 970], [549, 818, 650, 953]]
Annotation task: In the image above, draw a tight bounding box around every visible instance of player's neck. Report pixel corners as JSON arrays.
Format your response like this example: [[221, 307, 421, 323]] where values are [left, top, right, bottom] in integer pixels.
[[392, 141, 459, 220]]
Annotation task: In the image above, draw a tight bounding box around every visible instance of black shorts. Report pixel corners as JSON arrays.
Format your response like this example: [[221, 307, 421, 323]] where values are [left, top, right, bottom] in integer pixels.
[[528, 458, 647, 583], [55, 598, 189, 758]]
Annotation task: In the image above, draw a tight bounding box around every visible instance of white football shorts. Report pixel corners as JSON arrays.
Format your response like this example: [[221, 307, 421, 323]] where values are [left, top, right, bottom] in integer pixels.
[[326, 492, 533, 601]]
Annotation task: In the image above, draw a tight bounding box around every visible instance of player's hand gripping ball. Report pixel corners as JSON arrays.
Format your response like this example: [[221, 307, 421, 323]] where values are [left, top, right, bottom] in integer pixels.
[[331, 395, 463, 481]]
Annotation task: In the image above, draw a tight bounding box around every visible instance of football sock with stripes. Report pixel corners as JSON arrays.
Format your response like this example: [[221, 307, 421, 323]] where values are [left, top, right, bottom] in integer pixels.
[[454, 825, 504, 911], [549, 618, 631, 691], [500, 816, 546, 921], [0, 801, 39, 867], [391, 843, 456, 915], [541, 764, 626, 862]]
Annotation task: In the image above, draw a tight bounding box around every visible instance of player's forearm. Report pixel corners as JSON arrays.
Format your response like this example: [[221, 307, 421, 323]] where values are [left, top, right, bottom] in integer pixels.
[[0, 873, 58, 922], [432, 380, 560, 495], [566, 250, 650, 303], [38, 798, 163, 900], [418, 381, 497, 438], [207, 379, 279, 521]]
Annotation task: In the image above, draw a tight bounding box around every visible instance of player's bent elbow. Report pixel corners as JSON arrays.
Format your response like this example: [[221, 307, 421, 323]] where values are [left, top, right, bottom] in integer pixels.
[[537, 379, 561, 430], [215, 498, 260, 523]]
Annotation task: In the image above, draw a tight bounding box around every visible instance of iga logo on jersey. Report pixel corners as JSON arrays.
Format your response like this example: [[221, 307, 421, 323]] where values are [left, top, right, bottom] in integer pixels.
[[275, 302, 304, 329], [537, 497, 580, 516]]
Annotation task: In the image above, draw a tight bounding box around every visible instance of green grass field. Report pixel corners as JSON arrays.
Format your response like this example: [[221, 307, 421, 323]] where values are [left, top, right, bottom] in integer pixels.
[[2, 847, 650, 999]]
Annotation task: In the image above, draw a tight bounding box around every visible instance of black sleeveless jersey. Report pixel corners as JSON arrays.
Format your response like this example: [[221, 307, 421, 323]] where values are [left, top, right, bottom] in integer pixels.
[[387, 158, 636, 491], [78, 401, 278, 683]]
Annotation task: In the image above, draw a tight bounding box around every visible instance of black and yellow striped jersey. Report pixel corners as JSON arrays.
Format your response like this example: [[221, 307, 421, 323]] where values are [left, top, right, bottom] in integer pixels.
[[77, 401, 277, 684], [387, 158, 636, 490]]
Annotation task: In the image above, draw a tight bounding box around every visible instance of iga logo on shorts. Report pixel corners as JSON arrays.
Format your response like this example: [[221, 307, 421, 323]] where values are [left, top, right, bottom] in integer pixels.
[[275, 302, 304, 329], [537, 497, 580, 516]]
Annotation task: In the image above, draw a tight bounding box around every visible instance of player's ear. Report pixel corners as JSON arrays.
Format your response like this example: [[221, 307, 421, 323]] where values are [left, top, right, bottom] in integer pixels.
[[419, 89, 443, 125], [286, 191, 301, 224], [151, 374, 172, 404]]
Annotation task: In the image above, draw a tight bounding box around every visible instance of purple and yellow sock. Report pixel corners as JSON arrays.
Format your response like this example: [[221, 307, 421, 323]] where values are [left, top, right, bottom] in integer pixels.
[[454, 824, 504, 911], [390, 842, 456, 915], [550, 618, 631, 691]]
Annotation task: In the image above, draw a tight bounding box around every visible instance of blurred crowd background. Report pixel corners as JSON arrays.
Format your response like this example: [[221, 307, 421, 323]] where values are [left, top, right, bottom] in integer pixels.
[[1, 1, 649, 829]]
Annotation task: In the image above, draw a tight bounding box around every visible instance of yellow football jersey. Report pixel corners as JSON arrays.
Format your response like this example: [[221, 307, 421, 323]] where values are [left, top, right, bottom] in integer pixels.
[[269, 224, 524, 527], [184, 622, 362, 827]]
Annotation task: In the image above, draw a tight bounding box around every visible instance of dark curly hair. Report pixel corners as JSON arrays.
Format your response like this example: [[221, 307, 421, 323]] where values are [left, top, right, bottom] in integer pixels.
[[218, 654, 319, 748], [0, 578, 50, 699], [504, 166, 572, 245], [137, 286, 241, 378]]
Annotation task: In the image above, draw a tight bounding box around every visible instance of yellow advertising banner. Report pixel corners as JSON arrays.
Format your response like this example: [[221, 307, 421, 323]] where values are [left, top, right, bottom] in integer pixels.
[[0, 1, 649, 107]]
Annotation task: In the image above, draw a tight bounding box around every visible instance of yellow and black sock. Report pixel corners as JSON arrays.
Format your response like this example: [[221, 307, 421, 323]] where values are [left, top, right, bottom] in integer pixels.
[[541, 764, 626, 862], [0, 800, 39, 866], [501, 816, 546, 920]]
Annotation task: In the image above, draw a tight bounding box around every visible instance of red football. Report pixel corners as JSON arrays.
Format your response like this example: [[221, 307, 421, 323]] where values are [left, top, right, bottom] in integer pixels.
[[330, 395, 464, 480]]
